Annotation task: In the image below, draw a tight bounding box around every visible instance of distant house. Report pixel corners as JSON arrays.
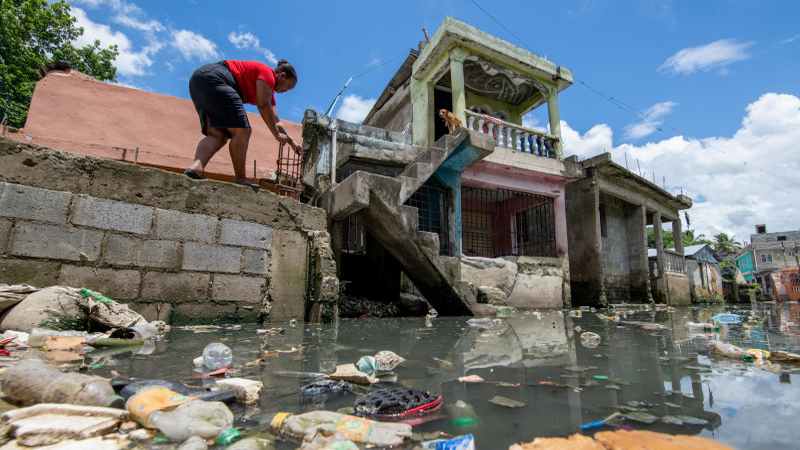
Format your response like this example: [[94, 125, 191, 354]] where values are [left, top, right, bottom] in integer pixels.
[[735, 248, 755, 283], [684, 244, 723, 301], [750, 225, 800, 299]]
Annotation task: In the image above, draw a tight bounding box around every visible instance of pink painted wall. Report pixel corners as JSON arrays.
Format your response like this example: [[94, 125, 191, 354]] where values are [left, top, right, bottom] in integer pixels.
[[461, 160, 570, 259]]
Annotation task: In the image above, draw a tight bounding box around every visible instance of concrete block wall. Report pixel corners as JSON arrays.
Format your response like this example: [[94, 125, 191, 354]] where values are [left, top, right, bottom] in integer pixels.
[[0, 138, 339, 323]]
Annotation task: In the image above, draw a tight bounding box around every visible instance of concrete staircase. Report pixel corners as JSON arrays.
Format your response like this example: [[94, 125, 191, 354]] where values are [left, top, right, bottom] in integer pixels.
[[326, 131, 479, 316]]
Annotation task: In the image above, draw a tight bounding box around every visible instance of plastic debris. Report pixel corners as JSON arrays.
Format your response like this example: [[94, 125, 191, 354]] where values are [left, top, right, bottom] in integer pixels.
[[355, 356, 378, 375], [42, 335, 85, 351], [354, 387, 442, 420], [149, 399, 234, 442], [270, 410, 412, 447], [0, 286, 85, 332], [580, 412, 622, 431], [178, 436, 209, 450], [458, 375, 485, 383], [510, 430, 733, 450], [711, 313, 742, 325], [201, 342, 234, 371], [328, 364, 378, 385], [466, 318, 502, 328], [592, 375, 609, 381], [227, 437, 275, 450], [301, 433, 359, 449], [580, 332, 601, 349], [495, 306, 516, 318], [709, 341, 753, 361], [686, 322, 716, 330], [568, 310, 583, 318], [1, 403, 127, 447], [624, 411, 658, 424], [421, 433, 475, 450], [488, 395, 526, 408], [300, 379, 352, 400], [374, 350, 405, 371], [126, 386, 191, 427], [215, 378, 263, 405], [0, 284, 38, 313], [770, 350, 800, 364], [2, 359, 122, 408], [215, 428, 242, 446]]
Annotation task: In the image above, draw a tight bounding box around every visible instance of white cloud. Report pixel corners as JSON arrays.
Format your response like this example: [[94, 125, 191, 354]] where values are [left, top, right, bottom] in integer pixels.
[[336, 95, 376, 123], [73, 0, 163, 32], [71, 7, 160, 77], [227, 31, 277, 65], [780, 34, 800, 45], [172, 30, 219, 61], [659, 39, 753, 75], [562, 93, 800, 242], [624, 100, 677, 139]]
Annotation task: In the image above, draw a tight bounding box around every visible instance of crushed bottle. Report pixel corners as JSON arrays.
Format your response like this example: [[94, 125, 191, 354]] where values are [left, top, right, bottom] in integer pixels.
[[202, 342, 233, 371]]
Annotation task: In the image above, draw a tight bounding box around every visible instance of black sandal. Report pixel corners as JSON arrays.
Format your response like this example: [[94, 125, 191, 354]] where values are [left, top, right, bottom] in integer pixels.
[[184, 169, 205, 180]]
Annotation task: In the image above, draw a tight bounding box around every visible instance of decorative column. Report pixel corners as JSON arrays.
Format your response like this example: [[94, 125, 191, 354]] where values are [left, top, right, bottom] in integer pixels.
[[546, 88, 563, 158], [449, 47, 468, 124], [411, 77, 434, 147]]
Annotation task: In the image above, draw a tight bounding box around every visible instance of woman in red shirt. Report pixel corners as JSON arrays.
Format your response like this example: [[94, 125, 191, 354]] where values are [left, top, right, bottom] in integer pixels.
[[185, 59, 299, 186]]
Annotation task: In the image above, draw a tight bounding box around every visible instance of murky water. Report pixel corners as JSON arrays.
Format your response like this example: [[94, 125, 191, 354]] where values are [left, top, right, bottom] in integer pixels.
[[93, 302, 800, 449]]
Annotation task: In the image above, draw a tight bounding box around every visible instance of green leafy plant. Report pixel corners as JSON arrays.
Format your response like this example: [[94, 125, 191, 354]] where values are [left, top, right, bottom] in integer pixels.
[[0, 0, 118, 128]]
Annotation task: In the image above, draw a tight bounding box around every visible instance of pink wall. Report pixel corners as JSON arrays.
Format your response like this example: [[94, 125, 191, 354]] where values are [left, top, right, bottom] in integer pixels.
[[461, 160, 570, 258]]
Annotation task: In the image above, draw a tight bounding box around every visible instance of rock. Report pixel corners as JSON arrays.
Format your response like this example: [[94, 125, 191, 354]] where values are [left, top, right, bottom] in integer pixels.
[[0, 436, 131, 450], [178, 436, 208, 450], [216, 378, 263, 405], [78, 288, 147, 329], [477, 286, 507, 305], [0, 284, 39, 315], [0, 286, 85, 332], [510, 433, 604, 450], [511, 430, 733, 450], [374, 351, 405, 372], [460, 257, 518, 296]]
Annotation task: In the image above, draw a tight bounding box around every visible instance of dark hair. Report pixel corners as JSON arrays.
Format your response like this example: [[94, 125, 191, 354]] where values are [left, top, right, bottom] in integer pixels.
[[276, 59, 298, 83], [39, 60, 72, 78]]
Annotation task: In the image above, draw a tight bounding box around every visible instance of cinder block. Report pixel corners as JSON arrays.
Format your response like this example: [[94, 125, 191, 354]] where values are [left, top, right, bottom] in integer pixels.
[[60, 265, 141, 300], [154, 209, 218, 243], [0, 182, 71, 224], [242, 249, 269, 275], [141, 271, 209, 302], [182, 242, 240, 273], [172, 302, 258, 324], [0, 218, 11, 253], [71, 195, 153, 235], [211, 274, 265, 303], [0, 257, 61, 287], [219, 219, 272, 249], [130, 302, 173, 322], [104, 234, 179, 269], [10, 222, 103, 261]]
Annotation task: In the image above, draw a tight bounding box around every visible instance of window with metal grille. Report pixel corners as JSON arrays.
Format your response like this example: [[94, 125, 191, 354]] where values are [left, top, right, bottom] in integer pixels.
[[405, 180, 452, 256], [462, 185, 557, 258]]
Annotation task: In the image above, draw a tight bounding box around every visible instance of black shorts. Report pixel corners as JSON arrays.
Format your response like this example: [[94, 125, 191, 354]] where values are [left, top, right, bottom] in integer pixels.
[[189, 62, 250, 136]]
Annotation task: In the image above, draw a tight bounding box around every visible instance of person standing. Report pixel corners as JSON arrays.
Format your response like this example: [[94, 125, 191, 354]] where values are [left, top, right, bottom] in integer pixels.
[[185, 59, 299, 186]]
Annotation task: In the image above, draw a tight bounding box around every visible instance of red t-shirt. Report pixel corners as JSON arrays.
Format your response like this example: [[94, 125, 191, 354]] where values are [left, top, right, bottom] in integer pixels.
[[224, 60, 276, 106]]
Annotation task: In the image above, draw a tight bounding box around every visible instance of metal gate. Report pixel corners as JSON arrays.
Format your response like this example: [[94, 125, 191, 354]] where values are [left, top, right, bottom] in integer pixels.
[[405, 180, 453, 256], [462, 185, 556, 258]]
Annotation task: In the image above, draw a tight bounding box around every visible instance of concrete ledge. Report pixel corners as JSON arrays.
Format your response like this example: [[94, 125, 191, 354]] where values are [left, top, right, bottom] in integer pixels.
[[0, 137, 327, 232]]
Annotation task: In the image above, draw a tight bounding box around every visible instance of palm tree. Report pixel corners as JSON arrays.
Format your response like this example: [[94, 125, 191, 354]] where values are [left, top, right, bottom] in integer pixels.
[[712, 232, 742, 257], [683, 229, 711, 247]]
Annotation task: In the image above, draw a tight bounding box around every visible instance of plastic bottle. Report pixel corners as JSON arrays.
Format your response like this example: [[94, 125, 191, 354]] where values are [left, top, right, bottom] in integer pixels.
[[269, 411, 412, 447], [202, 343, 233, 370], [1, 359, 122, 407], [447, 400, 478, 428], [149, 399, 234, 442], [710, 341, 753, 361]]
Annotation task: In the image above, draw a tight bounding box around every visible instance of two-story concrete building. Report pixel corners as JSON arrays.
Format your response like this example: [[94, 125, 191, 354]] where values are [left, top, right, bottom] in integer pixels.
[[751, 225, 800, 300]]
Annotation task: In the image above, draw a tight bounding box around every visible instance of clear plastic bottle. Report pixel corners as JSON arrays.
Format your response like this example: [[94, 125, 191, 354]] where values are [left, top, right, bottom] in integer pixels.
[[202, 343, 233, 370]]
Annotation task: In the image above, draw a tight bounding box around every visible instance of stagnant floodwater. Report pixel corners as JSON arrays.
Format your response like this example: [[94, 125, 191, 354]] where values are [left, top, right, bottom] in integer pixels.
[[90, 302, 800, 449]]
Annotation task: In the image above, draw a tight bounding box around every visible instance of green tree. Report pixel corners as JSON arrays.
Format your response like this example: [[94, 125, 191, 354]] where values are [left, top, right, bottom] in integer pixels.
[[0, 0, 118, 128], [711, 232, 742, 257], [647, 228, 710, 250]]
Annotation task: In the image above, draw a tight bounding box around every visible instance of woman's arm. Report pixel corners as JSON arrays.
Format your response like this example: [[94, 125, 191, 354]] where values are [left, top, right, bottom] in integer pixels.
[[256, 79, 290, 144]]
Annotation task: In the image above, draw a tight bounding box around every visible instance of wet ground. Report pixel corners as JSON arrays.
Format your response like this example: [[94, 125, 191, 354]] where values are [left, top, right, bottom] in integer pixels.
[[91, 302, 800, 449]]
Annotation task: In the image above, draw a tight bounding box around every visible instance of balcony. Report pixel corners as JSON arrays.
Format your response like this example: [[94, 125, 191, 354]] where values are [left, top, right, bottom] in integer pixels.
[[465, 110, 559, 159]]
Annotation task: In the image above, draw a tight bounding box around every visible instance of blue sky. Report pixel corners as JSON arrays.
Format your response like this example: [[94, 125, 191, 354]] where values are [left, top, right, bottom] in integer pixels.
[[68, 0, 800, 240]]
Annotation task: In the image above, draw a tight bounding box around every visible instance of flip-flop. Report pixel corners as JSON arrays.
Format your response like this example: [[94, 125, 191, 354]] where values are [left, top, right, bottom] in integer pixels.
[[234, 179, 260, 191], [184, 169, 205, 180]]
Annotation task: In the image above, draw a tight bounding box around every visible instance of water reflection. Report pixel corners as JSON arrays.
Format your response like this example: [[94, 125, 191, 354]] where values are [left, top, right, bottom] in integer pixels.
[[106, 303, 800, 450]]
